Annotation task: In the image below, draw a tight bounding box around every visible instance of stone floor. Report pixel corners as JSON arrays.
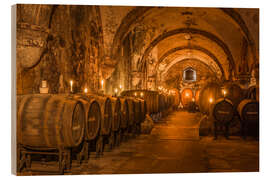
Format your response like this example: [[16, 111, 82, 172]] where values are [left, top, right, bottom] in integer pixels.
[[70, 111, 259, 174], [21, 110, 259, 175]]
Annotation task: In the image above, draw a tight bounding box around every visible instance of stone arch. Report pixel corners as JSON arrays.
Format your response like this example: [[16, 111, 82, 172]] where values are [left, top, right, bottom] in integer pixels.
[[156, 45, 225, 78]]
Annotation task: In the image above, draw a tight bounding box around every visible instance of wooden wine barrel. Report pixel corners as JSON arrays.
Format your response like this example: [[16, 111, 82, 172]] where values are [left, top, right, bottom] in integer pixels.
[[212, 98, 234, 123], [126, 97, 135, 127], [237, 99, 259, 122], [72, 94, 101, 141], [86, 95, 112, 136], [223, 83, 244, 108], [195, 89, 201, 105], [17, 94, 85, 149], [133, 98, 142, 124], [158, 94, 165, 112], [110, 97, 121, 132], [181, 88, 193, 108], [119, 98, 129, 129], [199, 83, 222, 114], [246, 85, 259, 101], [139, 99, 147, 121]]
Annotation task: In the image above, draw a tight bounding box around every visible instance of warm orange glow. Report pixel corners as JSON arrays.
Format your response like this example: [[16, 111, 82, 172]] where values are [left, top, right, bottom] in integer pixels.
[[209, 97, 213, 104], [119, 84, 123, 89], [134, 92, 137, 97], [70, 80, 73, 92], [114, 88, 118, 94], [185, 92, 189, 97], [140, 92, 144, 97], [84, 88, 88, 93], [101, 79, 104, 89], [192, 98, 195, 102], [222, 89, 227, 96]]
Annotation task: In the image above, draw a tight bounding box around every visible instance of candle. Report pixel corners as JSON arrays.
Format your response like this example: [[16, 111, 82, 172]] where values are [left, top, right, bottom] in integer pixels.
[[70, 80, 73, 93], [84, 88, 88, 94], [101, 79, 104, 89], [114, 88, 118, 94]]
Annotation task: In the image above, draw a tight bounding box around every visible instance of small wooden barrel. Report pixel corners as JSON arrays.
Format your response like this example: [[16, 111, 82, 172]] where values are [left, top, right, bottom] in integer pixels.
[[237, 99, 259, 122], [199, 83, 222, 114], [126, 97, 135, 127], [212, 98, 234, 124], [72, 94, 101, 141], [110, 97, 121, 132], [87, 95, 112, 136], [158, 94, 165, 112], [139, 99, 147, 121], [181, 88, 194, 108], [17, 94, 85, 149], [119, 98, 129, 129], [133, 98, 142, 124]]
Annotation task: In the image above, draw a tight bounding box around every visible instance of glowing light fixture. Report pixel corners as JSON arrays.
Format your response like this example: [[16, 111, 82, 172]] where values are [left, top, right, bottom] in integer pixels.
[[84, 88, 88, 94], [222, 89, 227, 97], [140, 92, 144, 97], [209, 97, 213, 104], [134, 92, 137, 97]]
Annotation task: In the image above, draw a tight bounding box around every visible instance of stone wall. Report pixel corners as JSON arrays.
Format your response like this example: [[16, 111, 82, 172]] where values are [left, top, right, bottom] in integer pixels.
[[16, 5, 104, 94]]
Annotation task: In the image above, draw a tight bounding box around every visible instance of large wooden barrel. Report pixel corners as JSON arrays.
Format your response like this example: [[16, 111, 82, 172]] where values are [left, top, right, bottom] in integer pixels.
[[237, 99, 259, 137], [237, 99, 259, 122], [72, 94, 101, 141], [181, 88, 193, 108], [212, 98, 234, 124], [17, 94, 85, 149], [119, 98, 129, 129], [223, 83, 244, 108], [86, 95, 112, 136], [126, 97, 135, 127], [246, 85, 259, 101], [199, 83, 222, 114], [110, 97, 121, 132]]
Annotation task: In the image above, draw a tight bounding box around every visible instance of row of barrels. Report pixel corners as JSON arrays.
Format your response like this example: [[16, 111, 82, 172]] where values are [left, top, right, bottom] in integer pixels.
[[179, 83, 259, 113], [16, 93, 147, 174], [120, 90, 175, 117]]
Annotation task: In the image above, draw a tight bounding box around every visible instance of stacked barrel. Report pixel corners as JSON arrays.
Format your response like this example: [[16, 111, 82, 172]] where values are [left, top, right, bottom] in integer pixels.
[[16, 92, 148, 174]]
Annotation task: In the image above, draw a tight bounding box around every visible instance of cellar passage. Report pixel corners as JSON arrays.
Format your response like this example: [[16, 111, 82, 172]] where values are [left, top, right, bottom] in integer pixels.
[[15, 5, 259, 175]]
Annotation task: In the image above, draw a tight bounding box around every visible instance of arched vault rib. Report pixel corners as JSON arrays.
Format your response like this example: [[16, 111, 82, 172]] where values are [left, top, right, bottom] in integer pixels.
[[138, 28, 235, 79], [156, 45, 225, 79], [112, 7, 256, 66]]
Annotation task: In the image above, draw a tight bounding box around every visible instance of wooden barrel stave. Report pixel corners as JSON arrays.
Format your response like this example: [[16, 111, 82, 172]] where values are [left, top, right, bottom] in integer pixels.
[[110, 97, 121, 132]]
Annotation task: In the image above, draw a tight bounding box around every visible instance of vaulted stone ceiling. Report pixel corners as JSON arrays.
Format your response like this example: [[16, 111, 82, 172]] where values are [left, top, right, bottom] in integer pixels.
[[102, 6, 259, 90]]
